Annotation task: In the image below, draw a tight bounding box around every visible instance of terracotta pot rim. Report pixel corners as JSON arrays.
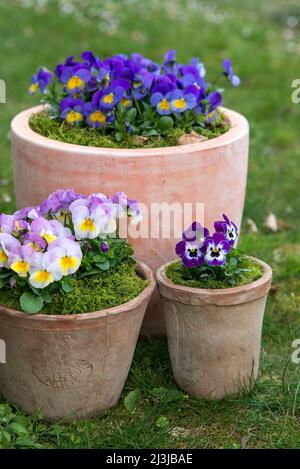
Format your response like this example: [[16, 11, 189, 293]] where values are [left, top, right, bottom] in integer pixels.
[[157, 256, 272, 306], [0, 261, 155, 322], [11, 105, 249, 157]]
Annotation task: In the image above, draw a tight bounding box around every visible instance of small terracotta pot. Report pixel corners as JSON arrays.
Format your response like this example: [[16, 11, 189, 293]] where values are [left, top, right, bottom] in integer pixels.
[[157, 258, 272, 399], [11, 106, 249, 337], [0, 262, 155, 421]]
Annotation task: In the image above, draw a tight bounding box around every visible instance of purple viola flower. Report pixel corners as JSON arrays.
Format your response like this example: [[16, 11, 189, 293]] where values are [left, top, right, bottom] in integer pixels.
[[39, 189, 84, 216], [132, 70, 153, 100], [60, 65, 91, 95], [55, 56, 81, 80], [203, 232, 231, 266], [101, 241, 109, 253], [176, 239, 204, 268], [163, 50, 177, 73], [28, 67, 52, 95], [214, 214, 239, 246], [30, 217, 72, 245], [14, 206, 39, 221], [223, 58, 240, 87], [23, 231, 47, 252], [169, 89, 197, 113], [205, 91, 222, 123], [183, 222, 209, 242], [8, 244, 35, 278], [60, 98, 85, 125], [84, 92, 115, 128], [189, 58, 206, 78], [0, 214, 15, 234], [151, 75, 177, 95], [0, 233, 20, 268], [69, 195, 114, 240], [99, 83, 125, 110], [150, 92, 172, 115]]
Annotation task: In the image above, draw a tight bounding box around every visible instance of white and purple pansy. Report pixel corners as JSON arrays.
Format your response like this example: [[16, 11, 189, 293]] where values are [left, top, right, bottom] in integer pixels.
[[8, 244, 35, 278], [47, 237, 82, 276], [203, 232, 231, 266], [0, 233, 20, 268], [175, 239, 204, 268], [183, 221, 209, 243], [214, 214, 239, 246], [69, 195, 112, 240], [30, 217, 72, 245], [28, 251, 63, 289]]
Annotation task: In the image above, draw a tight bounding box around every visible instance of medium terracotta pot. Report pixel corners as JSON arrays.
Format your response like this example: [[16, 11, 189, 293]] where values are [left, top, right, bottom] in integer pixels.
[[0, 262, 155, 421], [11, 105, 249, 337], [157, 258, 272, 399]]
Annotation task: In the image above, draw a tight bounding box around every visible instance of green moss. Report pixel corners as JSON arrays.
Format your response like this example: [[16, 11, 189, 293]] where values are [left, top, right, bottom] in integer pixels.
[[166, 257, 263, 289], [29, 111, 229, 149], [0, 262, 148, 315]]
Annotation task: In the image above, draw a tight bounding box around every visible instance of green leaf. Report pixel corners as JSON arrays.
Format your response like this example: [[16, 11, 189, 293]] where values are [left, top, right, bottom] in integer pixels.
[[127, 108, 137, 122], [93, 254, 107, 263], [0, 429, 11, 448], [15, 436, 37, 448], [96, 260, 110, 271], [157, 116, 174, 131], [20, 292, 44, 315], [61, 278, 73, 293], [7, 422, 28, 436], [124, 389, 141, 412]]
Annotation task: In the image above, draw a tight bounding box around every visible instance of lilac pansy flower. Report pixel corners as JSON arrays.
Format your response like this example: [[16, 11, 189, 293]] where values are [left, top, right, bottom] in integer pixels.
[[69, 196, 112, 240], [28, 251, 63, 289], [47, 237, 82, 276], [9, 244, 35, 278], [0, 214, 15, 234], [0, 233, 20, 268], [30, 217, 72, 245]]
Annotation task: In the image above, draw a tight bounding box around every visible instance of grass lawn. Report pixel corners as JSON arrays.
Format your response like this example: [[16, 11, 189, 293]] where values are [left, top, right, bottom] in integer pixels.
[[1, 0, 300, 449]]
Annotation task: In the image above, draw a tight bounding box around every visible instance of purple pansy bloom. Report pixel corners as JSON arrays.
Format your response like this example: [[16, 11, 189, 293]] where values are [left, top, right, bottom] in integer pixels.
[[99, 84, 125, 110], [84, 91, 115, 128], [223, 58, 240, 87], [39, 189, 83, 216], [169, 89, 197, 113], [151, 75, 177, 95], [101, 241, 109, 253], [203, 232, 231, 266], [150, 92, 172, 115], [214, 214, 239, 246], [189, 57, 206, 78], [205, 91, 222, 123], [176, 239, 204, 268], [60, 97, 85, 125], [60, 65, 91, 95], [0, 214, 15, 234], [23, 231, 47, 252], [14, 206, 39, 221], [28, 67, 52, 95], [163, 50, 177, 73]]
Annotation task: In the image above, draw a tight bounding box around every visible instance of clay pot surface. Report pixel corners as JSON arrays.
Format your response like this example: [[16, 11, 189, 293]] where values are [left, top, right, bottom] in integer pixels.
[[0, 262, 155, 420], [11, 106, 249, 336], [157, 258, 272, 399]]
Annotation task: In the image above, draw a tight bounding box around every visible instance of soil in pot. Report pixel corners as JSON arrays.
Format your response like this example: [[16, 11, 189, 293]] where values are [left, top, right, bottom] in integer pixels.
[[0, 262, 148, 314], [29, 110, 230, 149]]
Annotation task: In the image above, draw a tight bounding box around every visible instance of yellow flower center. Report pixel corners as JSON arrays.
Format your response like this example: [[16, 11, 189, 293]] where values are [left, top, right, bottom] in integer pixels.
[[80, 218, 96, 233], [103, 93, 114, 104], [34, 270, 52, 284], [122, 98, 131, 107], [60, 256, 78, 273], [173, 98, 186, 109], [66, 111, 83, 124], [133, 80, 142, 89], [158, 99, 170, 111], [29, 82, 39, 94], [213, 248, 219, 253], [42, 232, 57, 244], [11, 261, 29, 278], [0, 250, 8, 265], [67, 75, 84, 91], [89, 110, 106, 124]]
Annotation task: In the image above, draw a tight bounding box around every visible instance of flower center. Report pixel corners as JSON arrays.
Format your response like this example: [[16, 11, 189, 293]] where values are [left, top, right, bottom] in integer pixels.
[[80, 218, 96, 233], [42, 232, 57, 244], [35, 270, 52, 284], [158, 99, 170, 111], [103, 93, 114, 104], [67, 75, 84, 91], [188, 248, 198, 258], [60, 256, 77, 273], [29, 82, 39, 93], [0, 250, 8, 265], [89, 110, 106, 124], [66, 111, 83, 124], [173, 98, 186, 109]]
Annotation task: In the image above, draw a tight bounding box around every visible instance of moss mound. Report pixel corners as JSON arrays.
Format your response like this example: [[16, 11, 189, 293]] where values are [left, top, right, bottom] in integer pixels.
[[29, 111, 229, 149], [0, 262, 148, 315], [166, 257, 263, 289]]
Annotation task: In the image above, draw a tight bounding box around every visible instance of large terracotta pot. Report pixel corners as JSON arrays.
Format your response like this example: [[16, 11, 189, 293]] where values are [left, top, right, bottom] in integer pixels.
[[11, 105, 249, 336], [157, 258, 272, 399], [0, 262, 155, 421]]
